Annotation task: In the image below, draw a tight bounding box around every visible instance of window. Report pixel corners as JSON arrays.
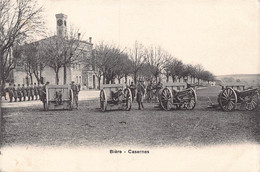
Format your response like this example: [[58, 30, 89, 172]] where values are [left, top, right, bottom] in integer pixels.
[[79, 76, 81, 83], [76, 76, 78, 83]]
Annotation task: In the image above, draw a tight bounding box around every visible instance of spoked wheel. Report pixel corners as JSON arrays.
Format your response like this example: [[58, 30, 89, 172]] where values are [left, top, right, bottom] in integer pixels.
[[245, 91, 259, 111], [160, 87, 172, 111], [124, 88, 132, 111], [100, 89, 107, 112], [185, 88, 197, 110], [219, 87, 237, 111], [69, 89, 74, 110]]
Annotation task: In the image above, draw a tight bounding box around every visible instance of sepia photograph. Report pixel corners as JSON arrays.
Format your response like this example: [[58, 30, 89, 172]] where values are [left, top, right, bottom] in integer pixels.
[[0, 0, 259, 171]]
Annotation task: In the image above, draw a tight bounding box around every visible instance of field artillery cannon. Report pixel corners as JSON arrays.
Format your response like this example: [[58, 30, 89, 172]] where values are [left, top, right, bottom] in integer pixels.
[[208, 83, 259, 111], [159, 82, 197, 110], [42, 85, 74, 111], [99, 84, 132, 112]]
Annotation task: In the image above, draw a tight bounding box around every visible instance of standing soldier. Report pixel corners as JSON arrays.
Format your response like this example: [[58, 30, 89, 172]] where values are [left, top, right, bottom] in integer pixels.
[[146, 80, 154, 103], [155, 80, 163, 102], [129, 81, 136, 102], [38, 83, 43, 101], [13, 84, 18, 102], [26, 84, 31, 101], [0, 84, 7, 100], [34, 83, 38, 100], [21, 84, 27, 101], [17, 84, 22, 102], [71, 81, 79, 109], [136, 79, 145, 110], [30, 84, 34, 100], [7, 83, 14, 102]]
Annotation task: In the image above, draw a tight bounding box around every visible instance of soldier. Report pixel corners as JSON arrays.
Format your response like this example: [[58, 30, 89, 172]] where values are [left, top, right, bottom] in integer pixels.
[[13, 84, 18, 102], [34, 83, 38, 100], [38, 83, 43, 101], [136, 79, 145, 110], [155, 80, 163, 102], [146, 80, 154, 103], [30, 84, 34, 100], [129, 81, 136, 102], [17, 84, 22, 102], [0, 84, 7, 100], [26, 84, 31, 101], [71, 81, 79, 109], [21, 84, 27, 101], [7, 83, 14, 102]]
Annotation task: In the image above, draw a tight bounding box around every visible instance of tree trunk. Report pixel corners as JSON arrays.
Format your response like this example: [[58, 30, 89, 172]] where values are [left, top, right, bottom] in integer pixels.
[[30, 73, 33, 85], [118, 78, 121, 84], [55, 71, 59, 85], [125, 75, 128, 84], [63, 65, 67, 84], [134, 72, 137, 85]]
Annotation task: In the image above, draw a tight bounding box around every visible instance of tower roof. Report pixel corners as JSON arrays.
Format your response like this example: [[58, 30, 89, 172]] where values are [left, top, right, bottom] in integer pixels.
[[55, 13, 67, 19]]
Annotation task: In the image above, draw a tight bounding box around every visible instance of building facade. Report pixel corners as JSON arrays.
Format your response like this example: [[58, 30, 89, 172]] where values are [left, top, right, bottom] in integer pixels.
[[11, 13, 99, 89]]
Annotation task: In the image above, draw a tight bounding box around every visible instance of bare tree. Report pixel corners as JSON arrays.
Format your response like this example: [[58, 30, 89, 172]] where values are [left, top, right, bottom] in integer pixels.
[[39, 30, 87, 85], [129, 41, 146, 84], [93, 42, 124, 86], [146, 45, 167, 83], [0, 0, 45, 85]]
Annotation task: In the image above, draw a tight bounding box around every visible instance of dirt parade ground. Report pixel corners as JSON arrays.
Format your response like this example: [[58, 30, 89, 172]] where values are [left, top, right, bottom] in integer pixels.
[[0, 86, 260, 171], [1, 86, 260, 147]]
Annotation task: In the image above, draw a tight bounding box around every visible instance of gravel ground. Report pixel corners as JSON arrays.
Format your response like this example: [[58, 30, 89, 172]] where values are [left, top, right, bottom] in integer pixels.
[[1, 86, 259, 147]]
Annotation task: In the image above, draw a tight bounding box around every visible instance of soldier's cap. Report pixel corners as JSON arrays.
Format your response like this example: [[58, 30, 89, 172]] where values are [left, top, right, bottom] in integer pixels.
[[18, 84, 20, 86], [71, 81, 75, 84]]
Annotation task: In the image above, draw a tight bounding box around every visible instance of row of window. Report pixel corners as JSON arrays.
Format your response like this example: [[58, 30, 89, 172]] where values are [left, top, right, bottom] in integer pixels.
[[75, 76, 82, 83]]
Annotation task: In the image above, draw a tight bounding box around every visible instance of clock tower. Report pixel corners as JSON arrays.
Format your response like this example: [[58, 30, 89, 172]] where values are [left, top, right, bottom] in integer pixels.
[[55, 13, 67, 37]]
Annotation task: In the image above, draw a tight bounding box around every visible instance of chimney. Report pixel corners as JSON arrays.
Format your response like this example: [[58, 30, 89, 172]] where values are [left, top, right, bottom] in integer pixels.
[[89, 37, 92, 43], [78, 33, 81, 39]]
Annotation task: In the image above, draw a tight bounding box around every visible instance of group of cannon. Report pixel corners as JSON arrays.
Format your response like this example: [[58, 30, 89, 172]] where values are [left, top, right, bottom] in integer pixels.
[[99, 83, 259, 112], [25, 81, 258, 112]]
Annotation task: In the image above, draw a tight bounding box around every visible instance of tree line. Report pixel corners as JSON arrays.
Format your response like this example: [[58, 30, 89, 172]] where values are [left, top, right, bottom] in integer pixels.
[[93, 41, 215, 88]]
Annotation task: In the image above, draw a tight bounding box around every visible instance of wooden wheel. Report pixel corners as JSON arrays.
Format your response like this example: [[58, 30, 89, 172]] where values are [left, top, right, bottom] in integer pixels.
[[124, 88, 132, 111], [69, 89, 74, 110], [245, 91, 259, 111], [160, 87, 172, 111], [100, 89, 107, 112], [186, 88, 197, 110], [219, 87, 237, 111]]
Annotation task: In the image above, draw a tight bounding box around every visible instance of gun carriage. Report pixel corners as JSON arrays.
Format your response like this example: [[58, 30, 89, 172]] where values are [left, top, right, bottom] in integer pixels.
[[159, 82, 197, 111], [42, 85, 74, 111], [208, 83, 259, 111], [100, 84, 132, 111]]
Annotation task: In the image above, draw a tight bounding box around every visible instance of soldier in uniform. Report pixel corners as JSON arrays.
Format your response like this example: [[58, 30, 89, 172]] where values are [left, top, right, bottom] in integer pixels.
[[17, 84, 22, 101], [26, 84, 31, 101], [136, 79, 145, 110], [13, 84, 18, 102], [0, 84, 7, 100], [129, 81, 136, 102], [155, 80, 163, 102], [71, 81, 79, 109], [38, 83, 43, 101], [146, 80, 154, 103], [21, 84, 27, 101], [33, 83, 38, 100], [30, 84, 34, 100], [7, 83, 14, 102]]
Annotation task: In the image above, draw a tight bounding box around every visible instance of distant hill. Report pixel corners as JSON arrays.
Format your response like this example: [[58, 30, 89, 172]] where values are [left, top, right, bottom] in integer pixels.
[[215, 74, 260, 87]]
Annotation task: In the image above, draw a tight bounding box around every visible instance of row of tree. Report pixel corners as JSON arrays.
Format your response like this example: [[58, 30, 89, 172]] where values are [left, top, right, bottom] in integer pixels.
[[93, 41, 215, 88]]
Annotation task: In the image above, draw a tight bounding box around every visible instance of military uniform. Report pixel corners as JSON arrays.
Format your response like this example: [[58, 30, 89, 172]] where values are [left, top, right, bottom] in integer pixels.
[[136, 81, 145, 110], [33, 84, 38, 100], [129, 82, 136, 102], [21, 84, 27, 101], [26, 85, 31, 101], [30, 85, 34, 100], [7, 84, 14, 102], [13, 85, 18, 102], [71, 82, 79, 108], [17, 84, 22, 101]]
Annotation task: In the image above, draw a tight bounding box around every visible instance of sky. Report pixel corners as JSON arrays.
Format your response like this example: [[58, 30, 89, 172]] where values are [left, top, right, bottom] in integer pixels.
[[38, 0, 260, 76]]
